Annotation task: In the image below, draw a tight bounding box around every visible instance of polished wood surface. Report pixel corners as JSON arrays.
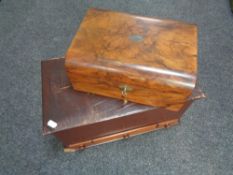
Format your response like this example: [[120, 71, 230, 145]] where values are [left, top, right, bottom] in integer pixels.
[[66, 8, 198, 108], [64, 119, 179, 152]]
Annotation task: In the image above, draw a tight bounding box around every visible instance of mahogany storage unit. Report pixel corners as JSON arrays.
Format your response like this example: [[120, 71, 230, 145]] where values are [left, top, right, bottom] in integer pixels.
[[42, 58, 204, 152]]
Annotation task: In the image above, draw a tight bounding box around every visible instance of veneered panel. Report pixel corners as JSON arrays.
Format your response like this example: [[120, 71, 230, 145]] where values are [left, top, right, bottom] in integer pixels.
[[66, 8, 198, 108]]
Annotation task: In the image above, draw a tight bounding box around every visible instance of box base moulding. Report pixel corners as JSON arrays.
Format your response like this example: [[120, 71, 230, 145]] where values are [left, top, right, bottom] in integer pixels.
[[64, 119, 179, 152]]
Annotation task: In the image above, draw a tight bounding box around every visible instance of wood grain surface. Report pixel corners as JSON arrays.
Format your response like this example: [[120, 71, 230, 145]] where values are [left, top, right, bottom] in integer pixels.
[[65, 8, 198, 108]]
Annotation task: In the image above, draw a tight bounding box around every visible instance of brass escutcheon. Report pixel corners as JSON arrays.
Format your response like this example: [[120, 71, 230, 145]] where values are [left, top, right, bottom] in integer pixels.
[[119, 85, 133, 104]]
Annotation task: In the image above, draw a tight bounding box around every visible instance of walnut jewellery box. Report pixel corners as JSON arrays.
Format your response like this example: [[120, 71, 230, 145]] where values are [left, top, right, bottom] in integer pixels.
[[42, 8, 205, 152]]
